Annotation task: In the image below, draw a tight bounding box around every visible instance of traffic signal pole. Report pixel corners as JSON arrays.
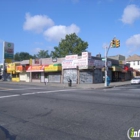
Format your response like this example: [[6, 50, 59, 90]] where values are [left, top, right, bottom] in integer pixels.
[[104, 42, 111, 87], [104, 37, 120, 87]]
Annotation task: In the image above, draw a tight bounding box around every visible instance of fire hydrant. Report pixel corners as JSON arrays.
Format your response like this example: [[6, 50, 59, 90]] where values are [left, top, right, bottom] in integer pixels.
[[68, 78, 72, 87]]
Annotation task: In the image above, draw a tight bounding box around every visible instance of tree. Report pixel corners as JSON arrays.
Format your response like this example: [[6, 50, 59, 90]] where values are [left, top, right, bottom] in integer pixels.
[[51, 33, 88, 58], [14, 52, 34, 61], [35, 50, 50, 58]]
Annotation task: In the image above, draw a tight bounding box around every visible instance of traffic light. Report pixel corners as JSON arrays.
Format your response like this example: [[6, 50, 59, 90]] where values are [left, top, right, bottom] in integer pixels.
[[111, 39, 116, 48], [115, 40, 120, 47]]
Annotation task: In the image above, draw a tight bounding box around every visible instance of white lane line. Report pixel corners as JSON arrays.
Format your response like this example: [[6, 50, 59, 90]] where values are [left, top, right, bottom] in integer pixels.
[[0, 94, 20, 99], [0, 88, 45, 92], [22, 89, 78, 96], [0, 89, 78, 99]]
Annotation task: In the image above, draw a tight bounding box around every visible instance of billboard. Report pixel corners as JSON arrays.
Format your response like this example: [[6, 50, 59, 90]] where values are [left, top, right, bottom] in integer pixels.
[[3, 42, 14, 59]]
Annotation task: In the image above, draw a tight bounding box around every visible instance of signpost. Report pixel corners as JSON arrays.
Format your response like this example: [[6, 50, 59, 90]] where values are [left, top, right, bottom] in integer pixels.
[[3, 41, 14, 81]]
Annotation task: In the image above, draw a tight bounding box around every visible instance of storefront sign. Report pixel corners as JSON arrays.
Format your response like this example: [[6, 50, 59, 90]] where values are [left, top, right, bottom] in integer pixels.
[[26, 65, 45, 72], [16, 66, 29, 73], [78, 58, 88, 69], [65, 55, 78, 60], [62, 60, 77, 69], [7, 63, 16, 73], [5, 59, 12, 63], [82, 52, 91, 59], [45, 64, 62, 72], [112, 66, 122, 71]]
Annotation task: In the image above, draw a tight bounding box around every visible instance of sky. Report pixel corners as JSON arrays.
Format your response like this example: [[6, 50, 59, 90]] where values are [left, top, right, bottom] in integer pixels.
[[0, 0, 140, 63]]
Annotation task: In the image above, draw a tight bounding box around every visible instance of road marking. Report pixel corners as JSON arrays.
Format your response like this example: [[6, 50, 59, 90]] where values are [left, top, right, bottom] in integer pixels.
[[0, 94, 20, 99], [103, 88, 120, 91], [0, 87, 45, 92], [0, 87, 13, 90], [22, 89, 78, 95], [0, 89, 79, 99]]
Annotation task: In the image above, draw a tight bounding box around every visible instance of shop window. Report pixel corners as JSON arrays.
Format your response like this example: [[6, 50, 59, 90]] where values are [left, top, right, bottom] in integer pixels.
[[44, 73, 48, 78], [32, 72, 41, 79]]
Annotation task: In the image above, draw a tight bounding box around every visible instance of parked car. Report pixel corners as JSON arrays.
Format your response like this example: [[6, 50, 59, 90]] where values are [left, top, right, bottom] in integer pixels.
[[131, 77, 140, 84]]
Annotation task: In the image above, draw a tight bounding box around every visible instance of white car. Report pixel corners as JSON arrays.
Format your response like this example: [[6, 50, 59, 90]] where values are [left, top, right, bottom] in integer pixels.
[[131, 77, 140, 84]]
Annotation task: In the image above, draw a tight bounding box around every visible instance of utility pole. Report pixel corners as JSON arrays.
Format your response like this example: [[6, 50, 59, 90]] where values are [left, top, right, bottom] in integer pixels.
[[104, 44, 111, 87], [104, 37, 120, 87], [3, 41, 6, 81]]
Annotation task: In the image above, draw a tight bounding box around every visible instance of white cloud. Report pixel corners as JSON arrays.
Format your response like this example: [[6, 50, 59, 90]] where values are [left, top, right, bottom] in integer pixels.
[[43, 24, 80, 42], [33, 47, 41, 53], [126, 34, 140, 54], [23, 13, 54, 33], [121, 4, 140, 24]]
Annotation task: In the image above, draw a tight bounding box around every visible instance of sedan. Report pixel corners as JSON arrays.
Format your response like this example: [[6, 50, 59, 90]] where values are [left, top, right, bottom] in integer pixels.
[[131, 77, 140, 84]]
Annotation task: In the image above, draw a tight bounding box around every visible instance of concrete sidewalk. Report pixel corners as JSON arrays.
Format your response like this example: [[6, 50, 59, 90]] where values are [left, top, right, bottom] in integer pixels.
[[0, 80, 131, 89]]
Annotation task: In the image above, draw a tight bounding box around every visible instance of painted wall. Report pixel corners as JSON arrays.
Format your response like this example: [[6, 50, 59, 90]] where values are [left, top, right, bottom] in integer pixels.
[[63, 69, 77, 83], [93, 69, 103, 83]]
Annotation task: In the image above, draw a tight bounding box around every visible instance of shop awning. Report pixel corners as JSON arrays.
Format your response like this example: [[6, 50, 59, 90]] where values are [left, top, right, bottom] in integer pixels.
[[26, 65, 45, 72]]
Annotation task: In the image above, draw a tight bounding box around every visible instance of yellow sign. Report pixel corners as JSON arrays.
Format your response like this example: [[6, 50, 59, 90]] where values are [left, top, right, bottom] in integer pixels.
[[29, 59, 32, 65], [5, 59, 12, 63], [12, 77, 20, 82], [7, 63, 16, 73], [112, 66, 122, 71], [45, 65, 62, 72]]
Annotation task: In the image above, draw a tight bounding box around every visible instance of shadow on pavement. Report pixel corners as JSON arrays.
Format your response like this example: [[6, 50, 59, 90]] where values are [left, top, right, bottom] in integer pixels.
[[0, 126, 16, 140]]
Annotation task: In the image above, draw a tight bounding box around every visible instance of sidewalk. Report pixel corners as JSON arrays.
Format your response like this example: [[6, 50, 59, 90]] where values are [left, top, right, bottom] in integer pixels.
[[0, 80, 131, 89]]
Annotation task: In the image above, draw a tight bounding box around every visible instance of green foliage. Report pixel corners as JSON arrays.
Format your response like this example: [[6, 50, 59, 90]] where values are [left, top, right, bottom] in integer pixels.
[[14, 52, 34, 61], [51, 33, 88, 58], [35, 50, 50, 58]]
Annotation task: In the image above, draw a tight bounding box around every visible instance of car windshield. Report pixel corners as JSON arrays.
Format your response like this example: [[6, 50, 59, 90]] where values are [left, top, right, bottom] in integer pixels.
[[133, 77, 140, 80]]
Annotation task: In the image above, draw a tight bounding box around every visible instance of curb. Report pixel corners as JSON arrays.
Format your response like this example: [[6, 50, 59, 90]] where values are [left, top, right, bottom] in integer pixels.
[[0, 81, 131, 89]]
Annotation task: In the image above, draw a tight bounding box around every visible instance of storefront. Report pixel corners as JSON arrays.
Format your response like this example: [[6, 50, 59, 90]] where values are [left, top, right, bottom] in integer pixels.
[[62, 58, 78, 84], [16, 65, 29, 82], [44, 64, 62, 83], [26, 65, 45, 82], [112, 66, 123, 82], [79, 68, 93, 84], [7, 63, 20, 82]]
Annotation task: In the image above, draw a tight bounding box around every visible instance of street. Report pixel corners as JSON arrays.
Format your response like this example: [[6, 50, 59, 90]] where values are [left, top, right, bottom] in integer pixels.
[[0, 83, 140, 140]]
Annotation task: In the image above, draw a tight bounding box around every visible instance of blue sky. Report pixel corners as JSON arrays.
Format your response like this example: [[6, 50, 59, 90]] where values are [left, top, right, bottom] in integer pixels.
[[0, 0, 140, 63]]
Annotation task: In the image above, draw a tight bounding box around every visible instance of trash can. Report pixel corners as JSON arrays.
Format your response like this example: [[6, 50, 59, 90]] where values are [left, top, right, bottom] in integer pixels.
[[68, 79, 72, 87], [107, 76, 110, 86]]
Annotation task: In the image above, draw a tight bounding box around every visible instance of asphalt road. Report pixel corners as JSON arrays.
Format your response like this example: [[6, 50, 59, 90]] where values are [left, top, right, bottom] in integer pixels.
[[0, 82, 140, 140]]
